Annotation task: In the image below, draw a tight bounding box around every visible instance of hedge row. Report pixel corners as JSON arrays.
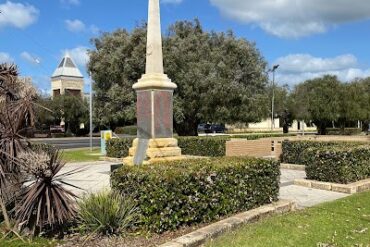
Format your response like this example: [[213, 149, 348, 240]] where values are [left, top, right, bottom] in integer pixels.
[[326, 128, 363, 136], [111, 157, 280, 233], [304, 145, 370, 184], [107, 133, 296, 158], [280, 140, 361, 164], [114, 126, 137, 136], [177, 136, 228, 157], [106, 137, 135, 158]]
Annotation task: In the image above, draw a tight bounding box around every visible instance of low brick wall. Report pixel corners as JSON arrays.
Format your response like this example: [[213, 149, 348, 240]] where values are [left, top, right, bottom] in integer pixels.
[[226, 135, 370, 159], [226, 139, 275, 158]]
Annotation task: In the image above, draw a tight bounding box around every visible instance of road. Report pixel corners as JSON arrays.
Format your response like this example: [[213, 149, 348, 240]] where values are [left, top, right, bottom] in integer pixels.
[[31, 135, 135, 149]]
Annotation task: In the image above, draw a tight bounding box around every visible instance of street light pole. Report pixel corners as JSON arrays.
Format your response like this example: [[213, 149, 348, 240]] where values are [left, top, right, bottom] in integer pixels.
[[89, 72, 93, 152], [270, 65, 279, 131]]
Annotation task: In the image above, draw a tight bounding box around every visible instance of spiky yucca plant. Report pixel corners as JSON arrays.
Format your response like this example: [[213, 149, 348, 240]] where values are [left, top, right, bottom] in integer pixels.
[[78, 191, 138, 235], [0, 63, 79, 236], [16, 148, 79, 234]]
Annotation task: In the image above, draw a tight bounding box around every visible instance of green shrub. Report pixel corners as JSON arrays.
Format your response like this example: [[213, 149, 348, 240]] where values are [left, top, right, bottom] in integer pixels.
[[304, 145, 370, 184], [114, 126, 137, 136], [280, 141, 361, 164], [327, 128, 363, 136], [177, 136, 229, 157], [281, 141, 338, 164], [107, 134, 296, 158], [106, 138, 135, 158], [111, 157, 280, 233], [77, 191, 138, 235]]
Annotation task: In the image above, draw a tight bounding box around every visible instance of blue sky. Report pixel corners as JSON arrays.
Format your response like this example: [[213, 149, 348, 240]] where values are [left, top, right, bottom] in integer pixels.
[[1, 0, 370, 94]]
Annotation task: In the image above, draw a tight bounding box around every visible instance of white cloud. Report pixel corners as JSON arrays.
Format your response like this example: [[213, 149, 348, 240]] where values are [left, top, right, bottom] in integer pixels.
[[0, 52, 13, 63], [89, 24, 99, 35], [20, 51, 41, 65], [162, 0, 183, 4], [209, 0, 370, 38], [60, 0, 80, 6], [65, 19, 86, 33], [65, 19, 99, 34], [273, 54, 370, 85], [63, 46, 89, 67], [276, 54, 358, 74], [0, 1, 39, 29]]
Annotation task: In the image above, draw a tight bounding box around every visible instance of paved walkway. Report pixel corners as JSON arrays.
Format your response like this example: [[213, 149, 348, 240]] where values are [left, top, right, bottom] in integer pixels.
[[61, 162, 349, 207], [280, 169, 348, 208], [62, 161, 113, 196]]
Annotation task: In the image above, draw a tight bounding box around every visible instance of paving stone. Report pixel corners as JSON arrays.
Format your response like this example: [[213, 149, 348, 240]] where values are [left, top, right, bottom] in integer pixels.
[[331, 184, 356, 194], [294, 179, 312, 188], [233, 209, 261, 223], [216, 217, 243, 230], [311, 181, 332, 191], [273, 200, 295, 213], [173, 231, 207, 247], [280, 185, 348, 208], [159, 242, 184, 247], [280, 169, 306, 184]]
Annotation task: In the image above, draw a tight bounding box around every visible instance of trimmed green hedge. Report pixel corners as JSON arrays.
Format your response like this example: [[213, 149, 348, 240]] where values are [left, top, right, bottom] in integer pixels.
[[114, 126, 137, 136], [304, 145, 370, 184], [281, 141, 339, 164], [111, 157, 280, 233], [107, 133, 296, 158], [327, 128, 363, 136], [106, 138, 135, 158], [177, 137, 228, 157]]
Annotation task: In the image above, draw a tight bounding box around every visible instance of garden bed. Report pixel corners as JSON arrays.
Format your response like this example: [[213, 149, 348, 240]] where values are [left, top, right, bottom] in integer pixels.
[[111, 157, 280, 233]]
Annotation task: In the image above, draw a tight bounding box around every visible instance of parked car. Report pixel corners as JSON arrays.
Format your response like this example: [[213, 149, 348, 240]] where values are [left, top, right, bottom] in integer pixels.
[[207, 124, 226, 133], [197, 123, 209, 133], [198, 123, 226, 134]]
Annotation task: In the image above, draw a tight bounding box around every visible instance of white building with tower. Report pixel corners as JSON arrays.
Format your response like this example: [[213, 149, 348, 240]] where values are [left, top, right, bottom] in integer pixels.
[[51, 53, 84, 98]]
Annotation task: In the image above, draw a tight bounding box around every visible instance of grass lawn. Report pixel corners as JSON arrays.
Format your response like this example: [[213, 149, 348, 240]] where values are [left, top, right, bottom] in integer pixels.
[[207, 191, 370, 247], [61, 148, 102, 163], [0, 236, 57, 247]]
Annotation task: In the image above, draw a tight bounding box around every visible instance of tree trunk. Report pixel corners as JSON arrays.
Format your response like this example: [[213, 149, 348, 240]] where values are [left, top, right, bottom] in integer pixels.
[[317, 121, 328, 135], [175, 120, 199, 136]]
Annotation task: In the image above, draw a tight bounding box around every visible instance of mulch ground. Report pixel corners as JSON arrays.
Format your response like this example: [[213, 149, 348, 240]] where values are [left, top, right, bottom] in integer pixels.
[[58, 223, 208, 247]]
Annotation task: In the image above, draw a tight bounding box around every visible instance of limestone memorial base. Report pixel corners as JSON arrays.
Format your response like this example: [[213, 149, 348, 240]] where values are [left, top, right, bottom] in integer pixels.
[[123, 138, 183, 165]]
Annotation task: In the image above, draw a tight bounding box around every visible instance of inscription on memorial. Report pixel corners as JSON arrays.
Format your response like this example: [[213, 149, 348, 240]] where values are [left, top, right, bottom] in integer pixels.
[[154, 90, 173, 138], [137, 90, 152, 139]]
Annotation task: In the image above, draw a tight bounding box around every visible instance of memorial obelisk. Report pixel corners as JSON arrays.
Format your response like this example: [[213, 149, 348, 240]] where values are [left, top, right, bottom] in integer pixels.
[[123, 0, 182, 165]]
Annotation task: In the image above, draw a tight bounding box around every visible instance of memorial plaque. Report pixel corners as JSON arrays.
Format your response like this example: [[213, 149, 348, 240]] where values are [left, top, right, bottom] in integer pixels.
[[137, 90, 152, 139], [154, 90, 173, 138]]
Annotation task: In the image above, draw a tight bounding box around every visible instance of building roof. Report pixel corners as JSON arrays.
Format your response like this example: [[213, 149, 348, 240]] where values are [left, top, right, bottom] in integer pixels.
[[51, 53, 83, 79]]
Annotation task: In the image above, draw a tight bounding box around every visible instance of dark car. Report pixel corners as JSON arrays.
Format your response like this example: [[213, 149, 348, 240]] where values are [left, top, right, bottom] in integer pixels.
[[197, 124, 208, 133], [204, 124, 226, 133]]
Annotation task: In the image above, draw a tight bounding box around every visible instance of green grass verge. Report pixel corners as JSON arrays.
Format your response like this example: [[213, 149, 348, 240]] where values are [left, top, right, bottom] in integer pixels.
[[207, 191, 370, 247], [62, 148, 102, 163], [0, 236, 57, 247]]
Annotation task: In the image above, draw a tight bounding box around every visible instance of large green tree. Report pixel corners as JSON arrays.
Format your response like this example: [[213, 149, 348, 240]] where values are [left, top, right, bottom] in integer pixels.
[[291, 75, 342, 135], [88, 20, 269, 136], [37, 95, 89, 136]]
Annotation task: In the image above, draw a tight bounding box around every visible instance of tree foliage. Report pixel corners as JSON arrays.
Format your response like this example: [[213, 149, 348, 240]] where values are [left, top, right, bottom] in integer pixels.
[[37, 95, 89, 136], [290, 75, 370, 134], [88, 20, 269, 136]]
